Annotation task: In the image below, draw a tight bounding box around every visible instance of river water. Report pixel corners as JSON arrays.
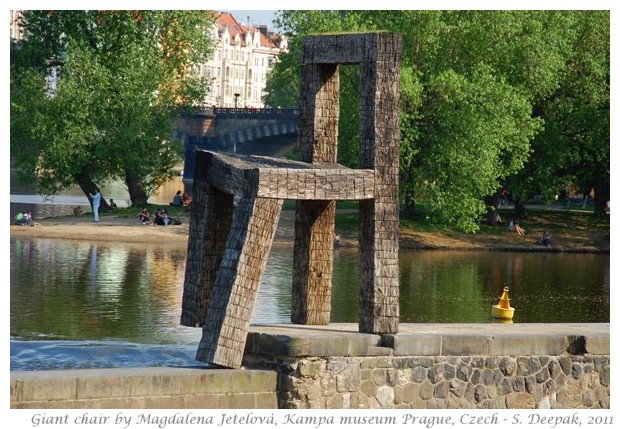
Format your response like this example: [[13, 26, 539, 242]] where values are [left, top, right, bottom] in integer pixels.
[[10, 236, 609, 371]]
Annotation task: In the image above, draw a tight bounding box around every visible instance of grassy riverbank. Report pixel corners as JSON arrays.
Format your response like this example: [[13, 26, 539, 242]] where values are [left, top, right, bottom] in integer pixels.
[[10, 202, 610, 253], [333, 205, 610, 252], [410, 207, 609, 252]]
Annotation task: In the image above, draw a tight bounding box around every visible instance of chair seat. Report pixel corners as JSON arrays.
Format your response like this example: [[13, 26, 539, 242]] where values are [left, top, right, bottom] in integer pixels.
[[201, 150, 375, 201]]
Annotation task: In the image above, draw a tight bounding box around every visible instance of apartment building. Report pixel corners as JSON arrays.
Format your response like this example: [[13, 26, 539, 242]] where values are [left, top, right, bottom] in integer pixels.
[[10, 10, 287, 108], [10, 10, 24, 41], [198, 12, 288, 108]]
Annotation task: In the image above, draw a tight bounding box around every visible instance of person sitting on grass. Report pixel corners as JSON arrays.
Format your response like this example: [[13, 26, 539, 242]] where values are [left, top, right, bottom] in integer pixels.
[[508, 218, 526, 236], [513, 220, 526, 235], [538, 230, 551, 247], [138, 207, 150, 225], [171, 191, 183, 207], [154, 207, 170, 225], [14, 211, 32, 226]]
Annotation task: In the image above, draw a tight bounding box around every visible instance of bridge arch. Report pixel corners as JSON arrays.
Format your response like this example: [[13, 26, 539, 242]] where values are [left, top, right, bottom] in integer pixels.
[[218, 120, 298, 150], [175, 107, 299, 191]]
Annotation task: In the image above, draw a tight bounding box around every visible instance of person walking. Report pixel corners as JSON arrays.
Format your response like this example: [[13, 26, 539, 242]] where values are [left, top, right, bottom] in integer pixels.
[[89, 187, 102, 222]]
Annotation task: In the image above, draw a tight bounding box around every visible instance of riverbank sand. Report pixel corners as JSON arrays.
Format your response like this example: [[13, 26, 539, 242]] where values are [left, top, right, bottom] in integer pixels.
[[10, 210, 609, 253]]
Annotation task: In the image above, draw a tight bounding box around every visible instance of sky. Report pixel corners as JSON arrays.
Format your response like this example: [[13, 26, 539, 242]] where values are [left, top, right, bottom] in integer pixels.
[[223, 10, 279, 29]]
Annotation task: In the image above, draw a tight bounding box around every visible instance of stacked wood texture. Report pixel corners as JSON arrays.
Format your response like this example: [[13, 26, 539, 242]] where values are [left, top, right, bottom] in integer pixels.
[[180, 182, 233, 327], [292, 60, 340, 325], [195, 196, 283, 368], [296, 32, 403, 334], [181, 32, 402, 369]]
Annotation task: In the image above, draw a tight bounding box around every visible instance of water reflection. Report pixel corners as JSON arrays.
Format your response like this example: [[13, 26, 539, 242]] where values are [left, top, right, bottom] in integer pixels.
[[10, 237, 609, 369], [395, 250, 610, 323], [11, 238, 609, 337], [10, 238, 195, 345]]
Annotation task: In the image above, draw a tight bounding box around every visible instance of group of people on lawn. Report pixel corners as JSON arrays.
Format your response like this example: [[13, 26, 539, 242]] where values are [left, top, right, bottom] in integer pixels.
[[19, 186, 553, 247], [484, 210, 551, 248], [138, 206, 178, 225], [78, 187, 188, 226], [507, 218, 551, 247], [137, 190, 190, 226]]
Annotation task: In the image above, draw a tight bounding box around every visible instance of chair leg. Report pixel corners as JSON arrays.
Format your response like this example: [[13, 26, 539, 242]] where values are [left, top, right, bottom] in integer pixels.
[[181, 184, 233, 327], [291, 200, 335, 325], [195, 196, 283, 369]]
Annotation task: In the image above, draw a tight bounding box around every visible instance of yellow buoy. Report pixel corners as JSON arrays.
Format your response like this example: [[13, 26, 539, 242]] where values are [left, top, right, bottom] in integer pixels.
[[492, 286, 515, 320]]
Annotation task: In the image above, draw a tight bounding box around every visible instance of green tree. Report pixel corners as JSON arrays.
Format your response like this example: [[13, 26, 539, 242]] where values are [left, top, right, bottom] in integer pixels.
[[266, 11, 370, 168], [11, 10, 216, 207], [269, 10, 548, 232], [508, 11, 609, 218]]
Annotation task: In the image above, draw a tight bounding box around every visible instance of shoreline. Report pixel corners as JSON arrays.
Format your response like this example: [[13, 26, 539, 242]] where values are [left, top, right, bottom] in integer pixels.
[[10, 210, 609, 254]]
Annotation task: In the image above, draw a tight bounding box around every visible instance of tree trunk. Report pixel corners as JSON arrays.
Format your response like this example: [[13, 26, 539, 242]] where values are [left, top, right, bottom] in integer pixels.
[[513, 193, 528, 219], [592, 163, 607, 217], [73, 170, 111, 212], [403, 191, 415, 216], [125, 172, 148, 207], [400, 182, 415, 216]]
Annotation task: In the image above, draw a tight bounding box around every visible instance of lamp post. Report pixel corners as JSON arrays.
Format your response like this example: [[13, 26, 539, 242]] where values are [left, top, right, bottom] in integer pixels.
[[233, 92, 240, 154]]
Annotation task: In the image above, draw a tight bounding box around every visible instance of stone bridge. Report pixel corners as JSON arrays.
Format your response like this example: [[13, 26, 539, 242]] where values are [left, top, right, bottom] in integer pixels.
[[174, 107, 299, 187]]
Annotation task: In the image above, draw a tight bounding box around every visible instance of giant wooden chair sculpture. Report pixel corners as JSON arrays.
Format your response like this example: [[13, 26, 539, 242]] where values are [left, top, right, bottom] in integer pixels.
[[181, 32, 402, 369]]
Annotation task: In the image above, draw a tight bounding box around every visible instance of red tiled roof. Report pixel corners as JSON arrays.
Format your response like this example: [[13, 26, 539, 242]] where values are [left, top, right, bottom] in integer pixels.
[[217, 11, 244, 40], [241, 24, 275, 48], [216, 11, 276, 49]]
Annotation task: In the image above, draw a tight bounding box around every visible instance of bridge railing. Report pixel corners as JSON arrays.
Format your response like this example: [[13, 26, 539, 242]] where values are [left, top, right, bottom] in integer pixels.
[[180, 106, 299, 118]]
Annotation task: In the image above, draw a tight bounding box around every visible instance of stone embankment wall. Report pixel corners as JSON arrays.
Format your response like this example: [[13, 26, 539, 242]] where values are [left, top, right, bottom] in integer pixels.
[[10, 324, 609, 410], [244, 354, 608, 409], [243, 323, 610, 409], [10, 367, 277, 409]]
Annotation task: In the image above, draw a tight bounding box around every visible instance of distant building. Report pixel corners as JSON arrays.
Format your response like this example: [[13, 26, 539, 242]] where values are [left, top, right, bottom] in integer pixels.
[[10, 10, 24, 41], [197, 12, 288, 108], [10, 10, 287, 108]]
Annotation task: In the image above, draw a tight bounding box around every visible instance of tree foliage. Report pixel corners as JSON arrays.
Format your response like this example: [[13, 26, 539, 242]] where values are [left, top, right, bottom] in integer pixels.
[[510, 11, 610, 217], [267, 10, 609, 232], [11, 10, 216, 206]]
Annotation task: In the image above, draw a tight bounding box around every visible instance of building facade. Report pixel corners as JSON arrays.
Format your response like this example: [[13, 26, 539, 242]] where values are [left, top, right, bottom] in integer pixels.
[[197, 12, 288, 108], [10, 11, 287, 108], [10, 10, 24, 41]]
